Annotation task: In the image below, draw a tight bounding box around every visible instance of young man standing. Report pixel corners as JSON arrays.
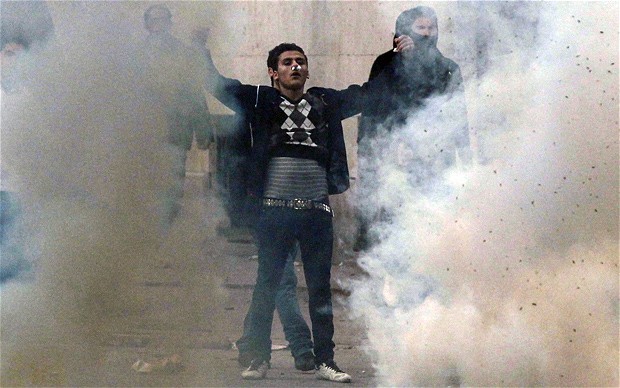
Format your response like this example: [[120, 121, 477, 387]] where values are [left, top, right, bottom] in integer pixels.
[[193, 32, 411, 383]]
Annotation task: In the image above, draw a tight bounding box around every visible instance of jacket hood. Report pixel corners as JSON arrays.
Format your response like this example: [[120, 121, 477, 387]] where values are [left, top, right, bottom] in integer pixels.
[[393, 6, 439, 49]]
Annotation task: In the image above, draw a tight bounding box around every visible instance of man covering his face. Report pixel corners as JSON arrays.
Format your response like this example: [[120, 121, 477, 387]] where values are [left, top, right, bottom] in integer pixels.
[[354, 5, 473, 251]]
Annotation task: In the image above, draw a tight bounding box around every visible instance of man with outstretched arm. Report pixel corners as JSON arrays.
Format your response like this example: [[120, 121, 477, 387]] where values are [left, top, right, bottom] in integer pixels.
[[354, 5, 473, 250], [192, 30, 411, 383]]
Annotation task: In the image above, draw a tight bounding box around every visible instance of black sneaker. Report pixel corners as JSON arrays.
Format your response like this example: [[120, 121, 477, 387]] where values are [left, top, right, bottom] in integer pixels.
[[294, 351, 315, 371], [316, 361, 351, 383], [241, 359, 269, 380]]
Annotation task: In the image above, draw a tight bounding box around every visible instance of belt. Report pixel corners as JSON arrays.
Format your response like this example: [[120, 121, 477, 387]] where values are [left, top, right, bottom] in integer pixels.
[[262, 198, 333, 216]]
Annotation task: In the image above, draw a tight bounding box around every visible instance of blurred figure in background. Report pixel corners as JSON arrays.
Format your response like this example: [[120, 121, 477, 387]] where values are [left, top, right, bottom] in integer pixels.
[[0, 1, 54, 93], [140, 4, 214, 227], [0, 1, 55, 283]]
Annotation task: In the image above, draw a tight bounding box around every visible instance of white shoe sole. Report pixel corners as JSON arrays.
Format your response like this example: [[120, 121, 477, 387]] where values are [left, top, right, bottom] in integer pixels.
[[241, 372, 267, 380], [316, 372, 352, 383]]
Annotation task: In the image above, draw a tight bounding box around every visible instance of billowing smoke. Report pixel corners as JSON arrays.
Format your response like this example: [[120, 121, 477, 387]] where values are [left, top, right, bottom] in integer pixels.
[[1, 2, 227, 384], [348, 2, 618, 386]]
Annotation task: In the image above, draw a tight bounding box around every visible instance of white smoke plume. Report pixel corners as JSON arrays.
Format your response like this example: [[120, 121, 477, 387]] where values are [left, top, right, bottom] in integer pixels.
[[348, 2, 618, 386], [1, 3, 227, 384]]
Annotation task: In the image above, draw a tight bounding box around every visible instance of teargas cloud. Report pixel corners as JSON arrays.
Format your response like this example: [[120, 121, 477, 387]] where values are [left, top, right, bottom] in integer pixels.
[[347, 2, 618, 387]]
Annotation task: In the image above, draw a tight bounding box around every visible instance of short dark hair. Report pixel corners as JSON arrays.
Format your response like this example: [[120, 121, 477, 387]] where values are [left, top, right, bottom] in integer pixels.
[[395, 6, 437, 37], [1, 27, 31, 51], [1, 1, 54, 51], [144, 4, 172, 23], [267, 43, 307, 71]]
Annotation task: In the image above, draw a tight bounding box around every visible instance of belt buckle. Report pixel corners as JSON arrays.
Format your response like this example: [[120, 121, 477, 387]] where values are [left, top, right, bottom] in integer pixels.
[[292, 198, 310, 210]]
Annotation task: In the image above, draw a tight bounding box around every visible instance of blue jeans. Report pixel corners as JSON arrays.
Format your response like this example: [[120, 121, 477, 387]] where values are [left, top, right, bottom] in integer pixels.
[[236, 242, 313, 358], [245, 206, 335, 363]]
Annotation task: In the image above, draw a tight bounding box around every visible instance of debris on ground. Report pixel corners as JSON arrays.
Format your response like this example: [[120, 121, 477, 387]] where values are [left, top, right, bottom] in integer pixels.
[[230, 341, 288, 351], [131, 354, 184, 373]]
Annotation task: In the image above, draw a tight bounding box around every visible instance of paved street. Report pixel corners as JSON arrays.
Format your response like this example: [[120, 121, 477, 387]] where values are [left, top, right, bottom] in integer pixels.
[[2, 175, 376, 387]]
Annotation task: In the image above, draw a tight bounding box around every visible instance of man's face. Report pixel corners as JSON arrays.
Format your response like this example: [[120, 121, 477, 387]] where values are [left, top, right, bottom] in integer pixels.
[[145, 8, 172, 34], [411, 17, 437, 37], [268, 50, 308, 92], [1, 42, 25, 67]]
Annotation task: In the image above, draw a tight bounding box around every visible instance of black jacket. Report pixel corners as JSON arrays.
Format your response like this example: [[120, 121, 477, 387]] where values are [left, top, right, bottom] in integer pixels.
[[359, 47, 471, 165], [201, 49, 385, 197]]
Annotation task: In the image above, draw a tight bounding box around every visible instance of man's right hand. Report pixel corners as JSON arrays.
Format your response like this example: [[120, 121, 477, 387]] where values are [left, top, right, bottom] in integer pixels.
[[393, 35, 414, 53]]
